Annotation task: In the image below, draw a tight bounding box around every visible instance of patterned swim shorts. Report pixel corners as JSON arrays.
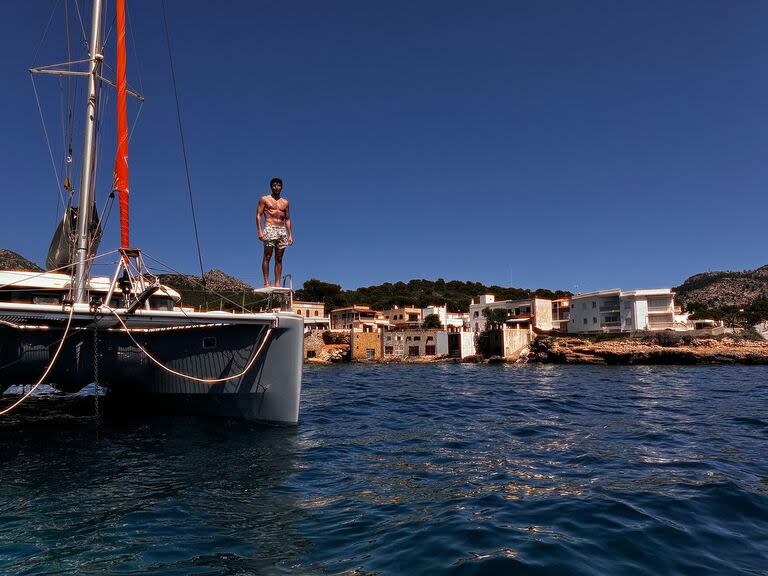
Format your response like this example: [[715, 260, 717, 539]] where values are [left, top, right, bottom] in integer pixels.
[[262, 224, 290, 249]]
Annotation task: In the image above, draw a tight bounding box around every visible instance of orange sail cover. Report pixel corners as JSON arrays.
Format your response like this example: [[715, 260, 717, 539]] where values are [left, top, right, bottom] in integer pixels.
[[113, 0, 130, 247]]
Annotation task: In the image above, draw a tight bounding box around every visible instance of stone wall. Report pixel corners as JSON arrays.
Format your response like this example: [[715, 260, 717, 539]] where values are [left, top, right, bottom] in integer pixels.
[[303, 330, 325, 360], [351, 331, 382, 360]]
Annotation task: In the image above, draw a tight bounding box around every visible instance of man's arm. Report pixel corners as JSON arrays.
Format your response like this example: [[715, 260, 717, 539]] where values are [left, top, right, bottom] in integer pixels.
[[256, 196, 265, 240], [284, 201, 293, 245]]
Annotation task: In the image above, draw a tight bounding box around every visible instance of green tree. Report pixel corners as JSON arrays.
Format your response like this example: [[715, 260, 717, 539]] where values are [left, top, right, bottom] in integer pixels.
[[482, 307, 508, 330], [423, 313, 442, 329], [295, 279, 347, 309]]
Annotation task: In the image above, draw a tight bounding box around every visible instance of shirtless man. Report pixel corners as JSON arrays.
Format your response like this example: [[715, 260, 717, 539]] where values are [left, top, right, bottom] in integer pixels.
[[256, 177, 293, 287]]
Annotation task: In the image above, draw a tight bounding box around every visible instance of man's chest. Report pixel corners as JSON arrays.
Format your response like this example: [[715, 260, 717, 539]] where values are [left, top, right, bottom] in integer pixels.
[[265, 198, 286, 212]]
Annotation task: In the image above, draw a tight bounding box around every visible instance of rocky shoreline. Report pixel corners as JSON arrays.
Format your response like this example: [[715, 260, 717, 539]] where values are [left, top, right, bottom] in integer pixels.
[[527, 335, 768, 365], [305, 335, 768, 366]]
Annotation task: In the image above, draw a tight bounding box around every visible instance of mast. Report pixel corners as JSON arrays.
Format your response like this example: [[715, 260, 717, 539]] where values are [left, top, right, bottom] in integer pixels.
[[72, 0, 104, 303]]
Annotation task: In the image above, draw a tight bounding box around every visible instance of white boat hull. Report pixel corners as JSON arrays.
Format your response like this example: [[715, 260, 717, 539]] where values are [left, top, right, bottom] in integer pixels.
[[0, 304, 304, 425]]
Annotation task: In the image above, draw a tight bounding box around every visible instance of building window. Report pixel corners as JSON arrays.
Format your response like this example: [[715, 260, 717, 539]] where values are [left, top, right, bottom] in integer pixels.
[[414, 336, 421, 341], [426, 336, 433, 342], [593, 317, 597, 323], [315, 310, 319, 316], [592, 301, 596, 308], [408, 346, 420, 356], [474, 311, 479, 318], [386, 336, 391, 341], [366, 349, 375, 360], [425, 345, 436, 355], [583, 318, 587, 325], [385, 346, 393, 354]]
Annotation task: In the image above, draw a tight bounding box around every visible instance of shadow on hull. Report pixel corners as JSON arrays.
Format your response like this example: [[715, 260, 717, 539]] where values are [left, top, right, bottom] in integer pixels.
[[0, 316, 303, 424]]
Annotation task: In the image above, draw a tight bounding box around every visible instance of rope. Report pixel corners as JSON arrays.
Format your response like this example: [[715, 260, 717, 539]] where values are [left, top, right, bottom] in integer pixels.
[[160, 0, 207, 306], [104, 306, 272, 383], [141, 252, 269, 314], [73, 0, 89, 52], [0, 306, 75, 416], [31, 75, 65, 207], [126, 0, 145, 143], [30, 0, 62, 67]]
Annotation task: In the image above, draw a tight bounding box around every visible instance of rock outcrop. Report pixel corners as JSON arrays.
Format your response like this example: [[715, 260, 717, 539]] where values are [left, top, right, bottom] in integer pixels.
[[675, 265, 768, 309], [529, 335, 768, 365], [158, 268, 253, 295], [0, 249, 43, 272]]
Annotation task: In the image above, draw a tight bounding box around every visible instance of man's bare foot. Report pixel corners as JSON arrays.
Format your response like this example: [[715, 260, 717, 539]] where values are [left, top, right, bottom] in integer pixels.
[[264, 281, 271, 287]]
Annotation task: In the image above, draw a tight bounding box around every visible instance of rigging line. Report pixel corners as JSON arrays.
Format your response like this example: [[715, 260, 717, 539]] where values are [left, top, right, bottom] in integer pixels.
[[0, 249, 120, 290], [30, 0, 62, 67], [31, 75, 65, 207], [0, 306, 75, 416], [126, 1, 144, 94], [102, 9, 115, 54], [64, 0, 75, 183], [128, 101, 144, 143], [142, 252, 262, 314], [98, 190, 115, 231], [124, 1, 145, 143], [73, 0, 89, 52], [161, 0, 208, 301], [57, 77, 66, 184], [55, 76, 66, 223], [105, 305, 273, 384]]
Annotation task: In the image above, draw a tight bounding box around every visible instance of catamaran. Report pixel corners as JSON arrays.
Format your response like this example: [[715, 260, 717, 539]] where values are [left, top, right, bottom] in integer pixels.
[[0, 0, 303, 424]]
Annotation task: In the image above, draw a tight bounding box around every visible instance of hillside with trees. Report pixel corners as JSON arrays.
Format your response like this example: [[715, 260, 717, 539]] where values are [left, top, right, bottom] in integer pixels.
[[675, 265, 768, 325], [295, 278, 571, 312]]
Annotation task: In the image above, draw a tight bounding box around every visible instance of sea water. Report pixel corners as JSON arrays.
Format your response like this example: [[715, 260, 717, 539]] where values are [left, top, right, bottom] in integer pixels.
[[1, 364, 767, 575]]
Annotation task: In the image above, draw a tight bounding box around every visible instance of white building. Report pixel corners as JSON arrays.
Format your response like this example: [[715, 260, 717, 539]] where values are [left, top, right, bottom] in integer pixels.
[[422, 305, 469, 330], [568, 288, 689, 333], [468, 294, 554, 333], [436, 332, 476, 358]]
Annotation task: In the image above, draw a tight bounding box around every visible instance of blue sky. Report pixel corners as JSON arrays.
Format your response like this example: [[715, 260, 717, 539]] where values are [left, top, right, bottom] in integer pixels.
[[0, 1, 766, 293]]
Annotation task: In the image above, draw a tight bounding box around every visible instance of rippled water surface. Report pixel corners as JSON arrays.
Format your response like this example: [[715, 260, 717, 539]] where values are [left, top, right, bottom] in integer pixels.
[[1, 364, 768, 575]]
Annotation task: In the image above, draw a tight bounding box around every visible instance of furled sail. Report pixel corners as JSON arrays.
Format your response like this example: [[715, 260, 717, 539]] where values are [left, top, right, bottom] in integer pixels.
[[113, 0, 130, 248], [46, 203, 101, 272]]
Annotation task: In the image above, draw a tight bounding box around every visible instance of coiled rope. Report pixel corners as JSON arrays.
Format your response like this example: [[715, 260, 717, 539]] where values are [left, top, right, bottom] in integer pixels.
[[0, 305, 75, 416], [104, 306, 272, 384]]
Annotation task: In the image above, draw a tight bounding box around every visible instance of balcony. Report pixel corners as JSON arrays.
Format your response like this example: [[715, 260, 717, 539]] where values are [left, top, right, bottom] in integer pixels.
[[507, 313, 532, 320], [647, 307, 674, 314]]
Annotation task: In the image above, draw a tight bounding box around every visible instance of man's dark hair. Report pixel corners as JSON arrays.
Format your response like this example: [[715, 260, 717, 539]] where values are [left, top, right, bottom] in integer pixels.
[[270, 177, 283, 187]]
